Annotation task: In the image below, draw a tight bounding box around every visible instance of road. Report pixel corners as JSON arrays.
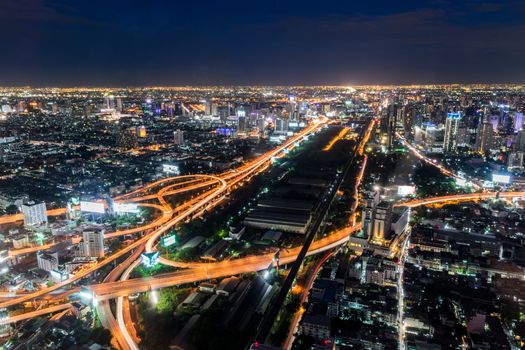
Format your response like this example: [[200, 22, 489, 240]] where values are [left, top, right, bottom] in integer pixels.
[[4, 188, 525, 326], [257, 119, 373, 343], [5, 117, 523, 347], [283, 251, 335, 349], [0, 118, 327, 328], [396, 132, 481, 190]]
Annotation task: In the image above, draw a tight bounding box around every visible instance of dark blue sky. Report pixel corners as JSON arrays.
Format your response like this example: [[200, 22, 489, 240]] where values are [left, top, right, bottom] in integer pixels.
[[1, 0, 524, 86]]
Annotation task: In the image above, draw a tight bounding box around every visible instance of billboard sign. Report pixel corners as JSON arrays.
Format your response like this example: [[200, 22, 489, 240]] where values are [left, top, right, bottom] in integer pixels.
[[113, 203, 139, 214], [397, 185, 416, 196], [161, 235, 177, 247], [80, 201, 105, 214], [492, 174, 511, 184]]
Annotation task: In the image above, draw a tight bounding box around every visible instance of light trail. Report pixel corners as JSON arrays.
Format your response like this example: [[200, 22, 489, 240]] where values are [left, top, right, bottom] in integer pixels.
[[396, 191, 525, 208], [0, 186, 219, 309], [0, 120, 327, 326], [396, 132, 481, 190], [323, 127, 349, 151], [116, 259, 142, 350]]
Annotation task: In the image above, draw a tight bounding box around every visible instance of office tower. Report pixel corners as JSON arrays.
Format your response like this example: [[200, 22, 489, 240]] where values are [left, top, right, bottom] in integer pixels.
[[81, 229, 105, 258], [508, 151, 524, 170], [116, 97, 123, 112], [137, 125, 147, 138], [204, 100, 217, 116], [21, 201, 48, 227], [476, 120, 494, 154], [513, 112, 524, 132], [257, 117, 266, 134], [104, 95, 116, 110], [362, 192, 380, 239], [274, 118, 289, 135], [173, 129, 184, 145], [456, 124, 470, 148], [443, 112, 461, 153], [37, 251, 59, 272], [402, 106, 415, 137], [514, 130, 525, 152], [380, 102, 398, 149], [237, 116, 247, 134]]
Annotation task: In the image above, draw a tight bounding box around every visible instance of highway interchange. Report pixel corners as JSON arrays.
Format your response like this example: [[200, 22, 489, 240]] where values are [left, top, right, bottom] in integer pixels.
[[0, 119, 524, 350]]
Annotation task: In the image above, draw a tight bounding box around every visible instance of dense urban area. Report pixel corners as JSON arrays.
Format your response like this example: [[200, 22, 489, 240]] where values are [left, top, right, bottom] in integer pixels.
[[0, 85, 524, 350]]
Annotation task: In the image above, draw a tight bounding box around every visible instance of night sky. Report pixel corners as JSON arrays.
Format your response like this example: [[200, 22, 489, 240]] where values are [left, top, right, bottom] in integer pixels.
[[1, 0, 524, 86]]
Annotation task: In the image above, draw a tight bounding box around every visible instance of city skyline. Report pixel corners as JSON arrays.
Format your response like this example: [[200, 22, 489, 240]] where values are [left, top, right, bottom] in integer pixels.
[[1, 0, 524, 86]]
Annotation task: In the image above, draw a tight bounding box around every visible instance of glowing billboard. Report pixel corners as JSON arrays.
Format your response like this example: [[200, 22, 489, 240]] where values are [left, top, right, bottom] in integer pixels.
[[447, 112, 462, 120], [141, 252, 160, 268], [163, 164, 180, 175], [113, 203, 139, 214], [397, 185, 416, 196], [80, 201, 105, 214], [456, 178, 467, 187], [161, 235, 177, 247], [492, 174, 511, 184]]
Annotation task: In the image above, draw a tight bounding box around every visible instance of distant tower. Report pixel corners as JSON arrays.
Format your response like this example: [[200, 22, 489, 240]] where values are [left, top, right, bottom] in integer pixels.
[[380, 100, 398, 149], [443, 112, 461, 153], [476, 118, 494, 154], [173, 130, 184, 145], [237, 116, 247, 134], [104, 95, 116, 110]]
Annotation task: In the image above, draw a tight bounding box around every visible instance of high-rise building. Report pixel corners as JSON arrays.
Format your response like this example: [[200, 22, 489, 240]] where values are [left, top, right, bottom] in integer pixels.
[[508, 151, 524, 170], [173, 130, 184, 145], [362, 192, 380, 239], [205, 101, 218, 116], [443, 112, 462, 153], [380, 102, 398, 149], [137, 126, 147, 138], [514, 130, 525, 152], [21, 201, 48, 227], [37, 251, 59, 272], [80, 229, 105, 258], [104, 95, 116, 110], [116, 97, 123, 112], [476, 120, 494, 154], [274, 118, 289, 135], [237, 116, 247, 134], [370, 201, 393, 242]]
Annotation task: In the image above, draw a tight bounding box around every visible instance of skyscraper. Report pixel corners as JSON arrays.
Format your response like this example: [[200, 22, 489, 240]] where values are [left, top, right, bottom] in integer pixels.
[[514, 130, 525, 152], [443, 112, 462, 153], [237, 116, 247, 134], [508, 151, 524, 170], [173, 130, 184, 145], [380, 102, 398, 149], [476, 120, 494, 154]]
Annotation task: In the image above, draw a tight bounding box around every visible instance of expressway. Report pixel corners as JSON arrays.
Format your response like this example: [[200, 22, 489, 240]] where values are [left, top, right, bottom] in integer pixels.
[[396, 132, 481, 190], [396, 191, 525, 207], [0, 118, 327, 336], [11, 118, 521, 347], [2, 118, 524, 338], [6, 176, 221, 257], [3, 189, 525, 326], [89, 189, 525, 300]]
